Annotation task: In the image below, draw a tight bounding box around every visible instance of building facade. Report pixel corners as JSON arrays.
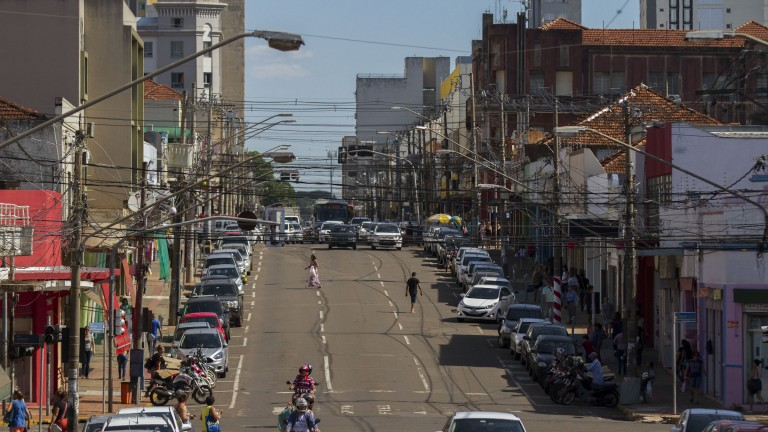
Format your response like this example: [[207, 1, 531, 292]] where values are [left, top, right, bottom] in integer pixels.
[[640, 0, 768, 30]]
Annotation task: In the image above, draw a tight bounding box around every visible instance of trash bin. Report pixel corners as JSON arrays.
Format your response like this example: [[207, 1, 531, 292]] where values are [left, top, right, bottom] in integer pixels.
[[120, 382, 132, 404]]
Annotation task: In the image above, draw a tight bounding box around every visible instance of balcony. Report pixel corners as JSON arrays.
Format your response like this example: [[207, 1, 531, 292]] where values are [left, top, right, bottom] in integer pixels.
[[166, 143, 196, 168]]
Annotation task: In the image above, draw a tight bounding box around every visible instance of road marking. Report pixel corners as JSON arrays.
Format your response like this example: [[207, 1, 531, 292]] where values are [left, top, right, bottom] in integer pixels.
[[383, 290, 389, 297], [321, 335, 326, 344], [340, 405, 354, 415], [369, 390, 395, 393], [253, 275, 259, 282], [319, 311, 324, 320], [413, 357, 430, 392], [373, 265, 378, 271], [499, 358, 535, 406], [243, 337, 247, 347], [250, 301, 255, 306], [229, 355, 244, 409], [377, 405, 391, 415], [388, 300, 393, 307], [244, 325, 249, 332], [318, 300, 321, 305], [246, 313, 252, 321], [377, 273, 381, 279], [380, 281, 384, 287], [316, 291, 320, 297], [324, 355, 333, 391], [403, 335, 410, 345], [393, 311, 398, 320], [477, 327, 484, 334], [466, 392, 489, 396], [258, 266, 261, 272], [398, 323, 403, 330], [415, 410, 427, 415], [251, 291, 256, 298]]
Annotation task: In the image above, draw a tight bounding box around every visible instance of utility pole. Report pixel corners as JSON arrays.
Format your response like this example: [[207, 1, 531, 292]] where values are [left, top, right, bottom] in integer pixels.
[[67, 129, 86, 429], [470, 73, 480, 241], [169, 177, 183, 326], [623, 103, 638, 376], [552, 99, 562, 278], [184, 93, 195, 285], [131, 162, 148, 403]]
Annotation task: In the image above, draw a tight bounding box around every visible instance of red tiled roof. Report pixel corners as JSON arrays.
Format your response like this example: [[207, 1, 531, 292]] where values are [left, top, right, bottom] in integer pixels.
[[144, 80, 183, 101], [540, 18, 586, 31], [538, 85, 722, 174], [735, 21, 768, 44], [0, 97, 47, 121]]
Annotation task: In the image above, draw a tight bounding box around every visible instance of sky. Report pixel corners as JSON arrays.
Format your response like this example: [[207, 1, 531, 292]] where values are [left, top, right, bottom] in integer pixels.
[[242, 0, 640, 194]]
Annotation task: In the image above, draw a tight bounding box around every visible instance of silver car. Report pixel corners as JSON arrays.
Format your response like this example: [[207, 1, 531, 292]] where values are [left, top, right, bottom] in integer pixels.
[[202, 263, 245, 295], [175, 328, 229, 378], [369, 223, 402, 250]]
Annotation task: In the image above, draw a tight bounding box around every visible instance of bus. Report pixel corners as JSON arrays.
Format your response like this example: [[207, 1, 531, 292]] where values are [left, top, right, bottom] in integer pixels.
[[312, 198, 353, 229]]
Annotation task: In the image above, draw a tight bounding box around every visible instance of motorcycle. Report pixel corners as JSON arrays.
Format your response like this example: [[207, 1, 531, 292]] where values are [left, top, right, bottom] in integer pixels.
[[559, 367, 619, 407], [286, 380, 320, 410], [149, 367, 212, 406]]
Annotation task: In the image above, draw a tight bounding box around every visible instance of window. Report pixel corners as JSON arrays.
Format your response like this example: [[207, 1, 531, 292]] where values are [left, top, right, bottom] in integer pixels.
[[647, 174, 672, 235], [758, 74, 768, 97], [594, 72, 625, 94], [203, 73, 212, 88], [170, 41, 183, 58], [649, 72, 679, 95], [529, 71, 545, 92], [173, 18, 183, 28], [559, 46, 569, 67], [204, 41, 212, 58], [144, 41, 153, 58], [171, 72, 184, 89]]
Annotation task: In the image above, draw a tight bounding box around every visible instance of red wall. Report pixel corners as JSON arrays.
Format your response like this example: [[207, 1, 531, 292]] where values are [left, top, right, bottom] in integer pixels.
[[0, 190, 62, 267], [644, 123, 673, 178]]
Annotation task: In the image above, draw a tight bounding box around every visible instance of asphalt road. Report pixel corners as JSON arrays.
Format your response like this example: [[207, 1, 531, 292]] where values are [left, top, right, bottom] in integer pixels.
[[195, 244, 663, 432]]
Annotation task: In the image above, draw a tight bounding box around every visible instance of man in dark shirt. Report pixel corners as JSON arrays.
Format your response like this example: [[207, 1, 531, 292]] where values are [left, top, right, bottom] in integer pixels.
[[405, 272, 423, 313]]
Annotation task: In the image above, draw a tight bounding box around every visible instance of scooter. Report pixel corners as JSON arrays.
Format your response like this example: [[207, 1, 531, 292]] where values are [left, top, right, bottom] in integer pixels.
[[286, 380, 321, 410]]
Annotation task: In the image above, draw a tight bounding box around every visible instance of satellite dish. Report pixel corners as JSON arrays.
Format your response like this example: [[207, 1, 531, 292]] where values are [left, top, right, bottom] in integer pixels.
[[127, 191, 158, 212]]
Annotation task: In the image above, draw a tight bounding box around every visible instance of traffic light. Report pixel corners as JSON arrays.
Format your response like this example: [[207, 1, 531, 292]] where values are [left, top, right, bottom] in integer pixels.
[[113, 309, 126, 336], [44, 325, 55, 344], [762, 325, 768, 343], [338, 147, 347, 164]]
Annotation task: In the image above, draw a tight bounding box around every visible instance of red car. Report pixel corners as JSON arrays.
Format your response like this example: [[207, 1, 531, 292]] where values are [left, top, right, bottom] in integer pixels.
[[179, 312, 227, 342]]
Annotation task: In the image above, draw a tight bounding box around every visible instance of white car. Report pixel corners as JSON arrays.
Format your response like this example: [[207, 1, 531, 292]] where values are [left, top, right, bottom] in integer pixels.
[[440, 411, 527, 432], [101, 413, 178, 432], [358, 221, 376, 242], [457, 284, 515, 322], [116, 406, 191, 432], [318, 221, 343, 243], [369, 223, 402, 250], [457, 254, 494, 287]]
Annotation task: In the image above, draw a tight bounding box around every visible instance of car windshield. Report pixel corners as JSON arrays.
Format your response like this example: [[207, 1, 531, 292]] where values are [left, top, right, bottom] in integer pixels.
[[291, 223, 301, 230], [452, 418, 525, 432], [184, 302, 220, 315], [689, 414, 745, 432], [537, 340, 575, 354], [376, 225, 399, 233], [198, 283, 237, 296], [184, 316, 219, 328], [206, 257, 233, 267], [465, 287, 499, 299], [207, 268, 238, 278], [180, 333, 221, 349], [463, 255, 490, 266], [215, 252, 242, 263], [221, 237, 247, 245], [532, 326, 568, 338], [331, 225, 354, 233], [361, 222, 373, 229]]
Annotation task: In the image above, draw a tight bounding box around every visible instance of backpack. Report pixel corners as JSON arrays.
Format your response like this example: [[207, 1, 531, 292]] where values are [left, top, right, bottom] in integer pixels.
[[277, 405, 295, 432], [287, 411, 314, 430], [144, 357, 153, 370]]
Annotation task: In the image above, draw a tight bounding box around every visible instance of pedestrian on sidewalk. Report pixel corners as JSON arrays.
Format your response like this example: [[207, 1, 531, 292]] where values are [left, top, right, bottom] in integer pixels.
[[613, 331, 627, 375], [578, 270, 589, 312], [117, 351, 128, 380], [48, 388, 68, 432], [677, 339, 693, 384], [405, 272, 423, 314], [581, 335, 594, 358], [147, 313, 162, 354], [82, 326, 94, 378], [601, 297, 615, 326], [686, 351, 705, 404], [6, 390, 31, 432], [610, 312, 623, 344], [589, 323, 606, 361], [540, 279, 554, 322], [748, 359, 767, 412], [565, 285, 578, 334]]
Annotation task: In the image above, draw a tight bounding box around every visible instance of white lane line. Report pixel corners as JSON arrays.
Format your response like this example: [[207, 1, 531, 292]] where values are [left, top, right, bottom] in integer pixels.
[[244, 325, 250, 332], [477, 327, 484, 335], [369, 390, 395, 393], [415, 410, 427, 415], [229, 355, 244, 409], [243, 337, 248, 347], [383, 290, 389, 297], [258, 266, 261, 272], [251, 291, 256, 298], [388, 300, 393, 307], [316, 291, 320, 297], [403, 335, 410, 345], [499, 358, 535, 406], [380, 281, 384, 287], [253, 275, 259, 282], [413, 357, 430, 392], [318, 300, 321, 305], [398, 323, 403, 331], [250, 301, 255, 306], [320, 323, 324, 333], [393, 311, 398, 320], [374, 266, 378, 271], [321, 335, 326, 344], [341, 405, 354, 415], [377, 405, 392, 415], [319, 311, 324, 320], [466, 392, 489, 396], [377, 273, 381, 279], [246, 313, 252, 321], [324, 355, 333, 392]]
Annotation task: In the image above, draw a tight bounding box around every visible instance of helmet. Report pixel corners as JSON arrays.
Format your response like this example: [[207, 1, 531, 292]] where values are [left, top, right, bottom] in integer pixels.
[[299, 364, 312, 375], [295, 397, 308, 411], [554, 347, 566, 359]]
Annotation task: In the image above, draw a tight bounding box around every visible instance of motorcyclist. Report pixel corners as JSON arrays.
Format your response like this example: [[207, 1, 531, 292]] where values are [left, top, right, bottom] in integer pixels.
[[286, 398, 319, 432], [290, 364, 316, 400], [586, 352, 604, 384]]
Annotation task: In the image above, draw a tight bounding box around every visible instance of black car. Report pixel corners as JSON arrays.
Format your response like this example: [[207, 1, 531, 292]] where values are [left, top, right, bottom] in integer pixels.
[[527, 335, 577, 382], [192, 278, 243, 327], [328, 224, 357, 250], [179, 296, 232, 341], [519, 322, 568, 368]]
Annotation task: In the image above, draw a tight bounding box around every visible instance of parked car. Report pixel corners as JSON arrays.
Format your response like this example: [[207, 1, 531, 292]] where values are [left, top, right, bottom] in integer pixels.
[[318, 221, 344, 243], [201, 254, 237, 277], [453, 247, 487, 276], [116, 406, 191, 432], [101, 414, 176, 432], [218, 245, 251, 270], [672, 409, 746, 432], [520, 322, 568, 368], [83, 415, 110, 432], [202, 264, 244, 294], [172, 321, 211, 347], [178, 297, 231, 341], [327, 224, 358, 249], [369, 223, 402, 250], [458, 254, 494, 287], [439, 411, 527, 432], [288, 222, 304, 243], [457, 284, 515, 322], [527, 335, 578, 381], [503, 317, 546, 352], [468, 267, 507, 289], [702, 421, 768, 432], [191, 280, 243, 327], [464, 262, 504, 290], [218, 235, 251, 256], [175, 327, 229, 378], [179, 312, 227, 343], [208, 250, 247, 276]]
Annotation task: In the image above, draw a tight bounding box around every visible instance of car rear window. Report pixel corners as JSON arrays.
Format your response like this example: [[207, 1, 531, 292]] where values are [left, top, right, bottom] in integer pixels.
[[689, 414, 745, 432], [184, 301, 221, 315], [198, 283, 237, 296], [206, 257, 233, 267], [184, 316, 219, 328], [532, 326, 568, 338]]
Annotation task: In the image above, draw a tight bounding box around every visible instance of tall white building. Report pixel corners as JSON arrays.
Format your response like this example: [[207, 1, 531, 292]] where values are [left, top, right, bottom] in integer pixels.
[[528, 0, 581, 27], [641, 0, 768, 30]]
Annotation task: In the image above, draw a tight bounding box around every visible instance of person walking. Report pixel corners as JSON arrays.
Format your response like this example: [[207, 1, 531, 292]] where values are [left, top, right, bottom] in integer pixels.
[[6, 390, 31, 432], [48, 388, 68, 432], [147, 313, 162, 354], [405, 272, 423, 313], [564, 285, 578, 334], [305, 254, 321, 289], [201, 395, 222, 432], [117, 351, 128, 380], [748, 359, 767, 412], [613, 331, 627, 375], [82, 326, 95, 378], [175, 392, 194, 432], [578, 270, 590, 312], [531, 265, 544, 303], [540, 279, 555, 322], [686, 351, 705, 403], [601, 297, 615, 326]]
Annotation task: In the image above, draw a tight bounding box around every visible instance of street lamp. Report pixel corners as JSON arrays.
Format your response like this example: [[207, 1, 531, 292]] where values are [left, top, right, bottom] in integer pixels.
[[5, 29, 304, 427]]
